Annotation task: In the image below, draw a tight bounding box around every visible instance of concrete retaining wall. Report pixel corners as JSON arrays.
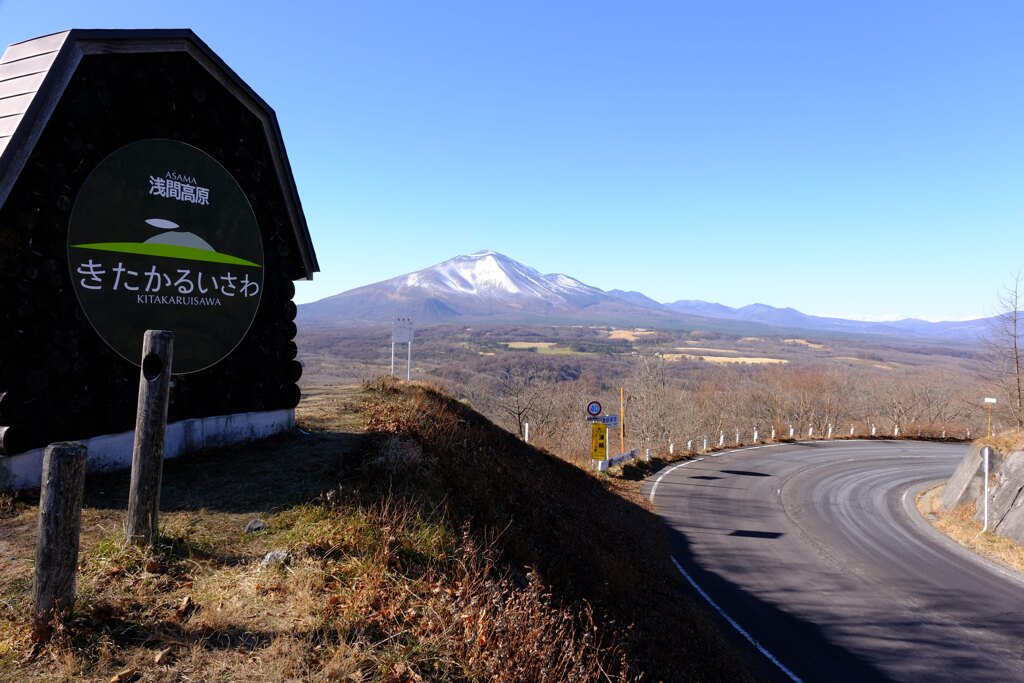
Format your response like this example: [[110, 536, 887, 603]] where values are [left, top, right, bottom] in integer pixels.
[[938, 443, 987, 512], [0, 409, 294, 490], [940, 444, 1024, 544], [978, 451, 1024, 539]]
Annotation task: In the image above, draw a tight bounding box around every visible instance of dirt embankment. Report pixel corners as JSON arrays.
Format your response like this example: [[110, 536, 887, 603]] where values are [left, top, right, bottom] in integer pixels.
[[0, 381, 756, 682]]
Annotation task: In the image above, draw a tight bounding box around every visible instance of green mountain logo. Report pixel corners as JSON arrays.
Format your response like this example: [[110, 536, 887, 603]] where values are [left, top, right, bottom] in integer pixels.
[[71, 218, 261, 268]]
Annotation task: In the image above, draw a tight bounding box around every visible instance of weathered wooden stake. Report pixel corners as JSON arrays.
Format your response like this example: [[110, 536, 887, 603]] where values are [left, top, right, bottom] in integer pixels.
[[32, 441, 88, 640], [126, 330, 174, 546]]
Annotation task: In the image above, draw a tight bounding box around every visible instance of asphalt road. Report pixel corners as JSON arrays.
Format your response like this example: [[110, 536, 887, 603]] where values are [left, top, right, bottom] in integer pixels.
[[644, 440, 1024, 682]]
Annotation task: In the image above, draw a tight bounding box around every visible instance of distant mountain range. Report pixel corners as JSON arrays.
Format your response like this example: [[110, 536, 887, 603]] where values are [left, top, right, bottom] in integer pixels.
[[297, 250, 990, 342]]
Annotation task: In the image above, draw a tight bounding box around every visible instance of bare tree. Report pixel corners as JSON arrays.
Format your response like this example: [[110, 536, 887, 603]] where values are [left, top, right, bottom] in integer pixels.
[[983, 271, 1024, 429], [625, 355, 685, 452], [478, 355, 556, 438]]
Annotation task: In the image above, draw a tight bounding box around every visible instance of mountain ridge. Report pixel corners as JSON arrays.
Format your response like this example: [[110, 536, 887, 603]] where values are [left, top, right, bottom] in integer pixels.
[[298, 250, 990, 341]]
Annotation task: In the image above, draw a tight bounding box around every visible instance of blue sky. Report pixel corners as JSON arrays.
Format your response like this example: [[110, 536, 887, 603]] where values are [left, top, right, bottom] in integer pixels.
[[2, 1, 1022, 321]]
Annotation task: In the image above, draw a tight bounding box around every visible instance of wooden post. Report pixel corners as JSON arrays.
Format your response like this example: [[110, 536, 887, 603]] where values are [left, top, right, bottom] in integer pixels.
[[126, 330, 174, 546], [619, 387, 625, 454], [32, 442, 88, 640]]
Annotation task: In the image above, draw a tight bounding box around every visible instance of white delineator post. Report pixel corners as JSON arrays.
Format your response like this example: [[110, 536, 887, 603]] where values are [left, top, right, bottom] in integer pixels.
[[982, 446, 992, 533]]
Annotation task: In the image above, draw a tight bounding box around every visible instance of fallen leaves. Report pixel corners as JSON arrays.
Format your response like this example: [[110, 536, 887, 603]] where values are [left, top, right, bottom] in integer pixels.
[[175, 595, 196, 620]]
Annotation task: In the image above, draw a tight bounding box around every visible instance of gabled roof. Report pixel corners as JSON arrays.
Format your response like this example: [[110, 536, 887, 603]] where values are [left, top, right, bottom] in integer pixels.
[[0, 29, 318, 279]]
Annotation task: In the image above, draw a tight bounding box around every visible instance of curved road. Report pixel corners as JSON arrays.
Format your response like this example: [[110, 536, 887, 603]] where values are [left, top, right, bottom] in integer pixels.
[[644, 440, 1024, 682]]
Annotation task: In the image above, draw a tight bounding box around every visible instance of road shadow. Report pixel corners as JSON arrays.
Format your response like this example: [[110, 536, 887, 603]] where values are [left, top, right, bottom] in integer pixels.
[[664, 523, 892, 683], [721, 469, 771, 477], [729, 530, 784, 539]]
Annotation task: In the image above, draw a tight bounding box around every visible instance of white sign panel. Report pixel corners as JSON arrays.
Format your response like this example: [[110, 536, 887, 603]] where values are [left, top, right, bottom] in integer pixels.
[[597, 448, 638, 472], [393, 317, 414, 344], [587, 415, 619, 426]]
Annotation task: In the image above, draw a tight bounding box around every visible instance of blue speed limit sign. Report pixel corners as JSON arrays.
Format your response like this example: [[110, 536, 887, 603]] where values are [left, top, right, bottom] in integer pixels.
[[586, 401, 602, 417]]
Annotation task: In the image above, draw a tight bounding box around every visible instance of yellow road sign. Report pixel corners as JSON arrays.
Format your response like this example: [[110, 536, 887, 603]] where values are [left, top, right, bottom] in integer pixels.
[[591, 422, 608, 460]]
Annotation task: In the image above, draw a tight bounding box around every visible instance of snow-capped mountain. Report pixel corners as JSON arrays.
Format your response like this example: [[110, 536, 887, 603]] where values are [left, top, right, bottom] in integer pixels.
[[299, 250, 690, 327], [398, 250, 604, 303], [297, 250, 991, 341]]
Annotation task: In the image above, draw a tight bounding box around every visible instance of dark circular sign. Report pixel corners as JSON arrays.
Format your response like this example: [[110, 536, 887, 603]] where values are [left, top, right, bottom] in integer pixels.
[[68, 139, 263, 374], [586, 400, 602, 417]]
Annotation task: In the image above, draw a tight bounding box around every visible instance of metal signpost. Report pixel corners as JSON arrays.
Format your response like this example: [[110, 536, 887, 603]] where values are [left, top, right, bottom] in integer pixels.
[[392, 317, 414, 380], [982, 446, 992, 532], [587, 400, 627, 468]]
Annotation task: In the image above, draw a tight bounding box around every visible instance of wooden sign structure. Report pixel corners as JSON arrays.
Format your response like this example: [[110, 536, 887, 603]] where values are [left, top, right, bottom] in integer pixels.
[[0, 29, 319, 462]]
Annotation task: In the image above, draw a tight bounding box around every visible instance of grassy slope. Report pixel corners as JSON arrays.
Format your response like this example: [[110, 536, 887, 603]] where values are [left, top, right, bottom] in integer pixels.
[[0, 381, 756, 682]]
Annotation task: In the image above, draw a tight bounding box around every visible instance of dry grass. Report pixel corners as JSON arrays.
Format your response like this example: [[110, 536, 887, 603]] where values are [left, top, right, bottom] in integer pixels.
[[918, 486, 1024, 573], [979, 429, 1024, 455], [0, 379, 755, 682], [606, 329, 656, 341], [357, 377, 756, 682], [2, 495, 620, 682], [0, 398, 626, 682], [501, 342, 575, 355]]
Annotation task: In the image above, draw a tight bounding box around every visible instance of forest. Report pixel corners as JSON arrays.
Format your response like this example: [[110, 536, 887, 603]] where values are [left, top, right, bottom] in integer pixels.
[[297, 319, 1016, 468]]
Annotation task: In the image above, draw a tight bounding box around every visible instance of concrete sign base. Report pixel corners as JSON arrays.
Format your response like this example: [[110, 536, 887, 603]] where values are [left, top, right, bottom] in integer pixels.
[[0, 409, 294, 490]]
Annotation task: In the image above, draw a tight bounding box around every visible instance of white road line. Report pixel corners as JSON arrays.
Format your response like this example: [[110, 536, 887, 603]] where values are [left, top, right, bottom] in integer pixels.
[[648, 444, 784, 502], [648, 457, 703, 502], [670, 556, 803, 683], [649, 441, 881, 504]]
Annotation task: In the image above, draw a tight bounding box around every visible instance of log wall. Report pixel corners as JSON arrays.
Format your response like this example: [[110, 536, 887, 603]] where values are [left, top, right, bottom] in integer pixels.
[[0, 51, 304, 455]]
